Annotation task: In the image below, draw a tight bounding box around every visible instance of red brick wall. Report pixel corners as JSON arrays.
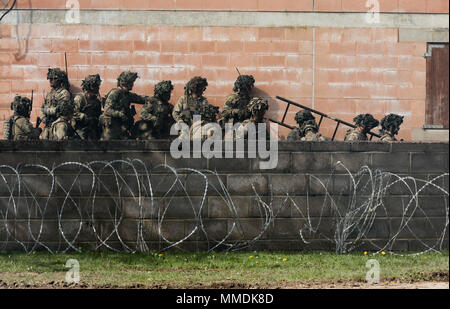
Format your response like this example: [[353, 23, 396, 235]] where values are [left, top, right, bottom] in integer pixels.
[[1, 22, 429, 140], [13, 0, 450, 13]]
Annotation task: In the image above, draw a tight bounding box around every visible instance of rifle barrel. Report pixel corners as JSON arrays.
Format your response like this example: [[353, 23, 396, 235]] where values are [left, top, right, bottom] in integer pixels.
[[65, 52, 68, 78]]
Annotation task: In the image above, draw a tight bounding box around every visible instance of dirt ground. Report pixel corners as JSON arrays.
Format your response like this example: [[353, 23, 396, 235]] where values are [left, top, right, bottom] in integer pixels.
[[0, 277, 448, 289]]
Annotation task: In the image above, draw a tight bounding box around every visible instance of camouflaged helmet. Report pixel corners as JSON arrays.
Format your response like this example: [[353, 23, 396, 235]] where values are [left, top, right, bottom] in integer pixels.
[[185, 76, 208, 96], [381, 114, 404, 135], [233, 75, 255, 93], [248, 97, 269, 117], [47, 68, 67, 82], [47, 68, 70, 90], [154, 80, 174, 99], [198, 104, 219, 122], [56, 101, 75, 117], [354, 114, 379, 130], [81, 74, 102, 93], [117, 71, 139, 87], [295, 110, 315, 125], [11, 96, 32, 116]]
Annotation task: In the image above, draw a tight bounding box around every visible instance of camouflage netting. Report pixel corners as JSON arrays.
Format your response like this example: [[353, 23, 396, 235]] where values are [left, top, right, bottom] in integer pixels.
[[47, 68, 70, 91], [198, 104, 219, 122], [248, 97, 269, 117], [295, 110, 316, 125], [117, 71, 138, 87], [233, 75, 255, 93], [354, 114, 380, 130], [81, 74, 102, 93], [381, 114, 404, 135], [154, 80, 174, 99], [185, 76, 208, 96], [56, 101, 75, 117], [11, 96, 32, 116]]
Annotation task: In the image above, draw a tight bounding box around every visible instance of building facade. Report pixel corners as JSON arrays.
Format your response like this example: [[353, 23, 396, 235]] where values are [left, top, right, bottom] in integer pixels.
[[0, 0, 449, 141]]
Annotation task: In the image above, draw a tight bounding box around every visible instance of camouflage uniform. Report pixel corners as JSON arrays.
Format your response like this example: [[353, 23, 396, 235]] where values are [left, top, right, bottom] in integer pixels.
[[286, 128, 304, 141], [40, 68, 72, 140], [380, 134, 396, 142], [173, 77, 210, 127], [51, 101, 78, 141], [190, 103, 219, 141], [300, 121, 327, 142], [344, 128, 367, 141], [287, 110, 325, 142], [136, 81, 175, 140], [379, 114, 404, 143], [236, 98, 269, 140], [220, 75, 255, 125], [344, 114, 379, 142], [100, 71, 146, 140], [3, 96, 41, 141], [73, 75, 102, 140]]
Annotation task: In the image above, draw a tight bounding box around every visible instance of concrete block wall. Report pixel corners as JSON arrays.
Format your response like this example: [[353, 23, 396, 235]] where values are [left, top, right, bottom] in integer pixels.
[[1, 1, 449, 141], [0, 140, 448, 252]]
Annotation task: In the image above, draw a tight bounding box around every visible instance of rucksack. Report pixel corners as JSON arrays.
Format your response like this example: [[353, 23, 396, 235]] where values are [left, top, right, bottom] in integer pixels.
[[2, 117, 14, 140]]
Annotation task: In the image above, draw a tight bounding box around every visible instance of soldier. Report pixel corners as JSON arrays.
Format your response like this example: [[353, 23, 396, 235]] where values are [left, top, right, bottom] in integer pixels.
[[40, 68, 72, 140], [380, 114, 404, 142], [2, 96, 42, 140], [136, 80, 175, 140], [220, 75, 255, 125], [100, 71, 147, 140], [300, 119, 327, 142], [190, 103, 219, 141], [287, 110, 316, 141], [72, 74, 103, 140], [173, 76, 210, 127], [51, 101, 79, 140], [344, 114, 379, 141], [236, 97, 269, 140]]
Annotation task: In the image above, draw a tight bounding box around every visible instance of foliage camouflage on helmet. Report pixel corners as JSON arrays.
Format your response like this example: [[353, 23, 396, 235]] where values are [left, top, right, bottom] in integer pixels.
[[154, 80, 174, 98], [47, 68, 67, 81], [184, 76, 208, 96], [117, 71, 139, 87], [381, 114, 404, 135], [233, 75, 255, 93], [56, 101, 75, 117], [81, 74, 102, 93], [198, 104, 219, 122], [11, 96, 32, 116], [353, 114, 379, 130], [248, 97, 269, 117], [295, 110, 315, 125], [47, 68, 70, 91]]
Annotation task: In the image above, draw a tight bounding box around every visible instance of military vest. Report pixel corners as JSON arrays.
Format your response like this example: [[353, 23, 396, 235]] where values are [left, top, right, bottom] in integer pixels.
[[2, 117, 14, 140]]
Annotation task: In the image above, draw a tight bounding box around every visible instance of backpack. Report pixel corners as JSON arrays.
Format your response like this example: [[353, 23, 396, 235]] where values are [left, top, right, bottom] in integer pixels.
[[2, 117, 14, 140]]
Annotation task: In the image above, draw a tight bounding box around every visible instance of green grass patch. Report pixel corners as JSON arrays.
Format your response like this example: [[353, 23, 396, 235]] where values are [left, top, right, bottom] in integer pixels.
[[0, 251, 448, 287]]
